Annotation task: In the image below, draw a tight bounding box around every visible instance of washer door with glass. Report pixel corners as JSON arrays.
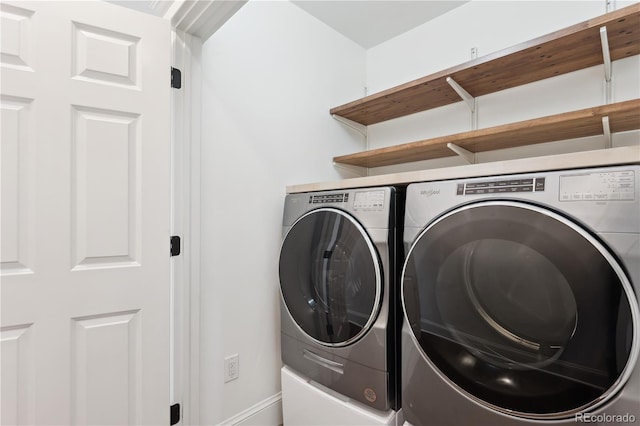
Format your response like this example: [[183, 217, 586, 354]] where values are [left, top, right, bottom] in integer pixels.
[[402, 201, 638, 419], [279, 208, 382, 347]]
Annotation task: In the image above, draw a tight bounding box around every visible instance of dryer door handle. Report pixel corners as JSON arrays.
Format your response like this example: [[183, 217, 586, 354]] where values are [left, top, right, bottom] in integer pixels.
[[303, 349, 344, 374]]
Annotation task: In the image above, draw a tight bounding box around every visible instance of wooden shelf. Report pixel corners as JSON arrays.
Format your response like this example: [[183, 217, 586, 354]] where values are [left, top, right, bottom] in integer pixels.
[[295, 5, 640, 195], [330, 3, 640, 126], [289, 146, 640, 194], [333, 99, 640, 167]]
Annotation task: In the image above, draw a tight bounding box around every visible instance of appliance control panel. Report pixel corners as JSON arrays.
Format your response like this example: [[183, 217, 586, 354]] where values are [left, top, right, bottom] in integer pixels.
[[353, 190, 385, 210], [308, 193, 349, 204], [457, 178, 545, 195], [306, 190, 386, 210], [559, 170, 635, 201]]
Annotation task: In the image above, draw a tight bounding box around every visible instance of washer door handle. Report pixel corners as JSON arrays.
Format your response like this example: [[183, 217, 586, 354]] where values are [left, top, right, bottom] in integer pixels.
[[303, 349, 344, 374]]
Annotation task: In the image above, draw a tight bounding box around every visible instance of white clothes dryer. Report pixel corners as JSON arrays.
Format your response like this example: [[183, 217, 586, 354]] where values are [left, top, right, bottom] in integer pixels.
[[401, 165, 639, 425]]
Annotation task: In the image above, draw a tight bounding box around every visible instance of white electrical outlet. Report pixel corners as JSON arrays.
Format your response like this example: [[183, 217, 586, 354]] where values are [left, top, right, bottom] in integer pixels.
[[224, 354, 239, 383]]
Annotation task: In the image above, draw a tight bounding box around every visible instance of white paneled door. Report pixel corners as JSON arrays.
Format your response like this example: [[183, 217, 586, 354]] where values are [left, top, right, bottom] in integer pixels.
[[1, 1, 170, 425]]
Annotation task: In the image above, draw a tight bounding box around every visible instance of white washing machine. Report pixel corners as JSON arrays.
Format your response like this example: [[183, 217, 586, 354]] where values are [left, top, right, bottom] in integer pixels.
[[279, 187, 403, 413], [401, 165, 639, 425], [281, 366, 399, 425]]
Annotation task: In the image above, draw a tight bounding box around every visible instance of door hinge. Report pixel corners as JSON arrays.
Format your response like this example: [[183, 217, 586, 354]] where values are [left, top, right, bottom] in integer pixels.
[[170, 236, 181, 257], [171, 67, 182, 89], [170, 403, 181, 425]]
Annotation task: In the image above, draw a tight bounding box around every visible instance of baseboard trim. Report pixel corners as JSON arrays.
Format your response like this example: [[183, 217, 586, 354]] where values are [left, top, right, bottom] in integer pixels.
[[218, 392, 283, 426]]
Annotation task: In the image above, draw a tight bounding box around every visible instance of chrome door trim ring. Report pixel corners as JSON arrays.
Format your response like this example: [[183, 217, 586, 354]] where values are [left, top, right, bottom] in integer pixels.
[[280, 207, 383, 348]]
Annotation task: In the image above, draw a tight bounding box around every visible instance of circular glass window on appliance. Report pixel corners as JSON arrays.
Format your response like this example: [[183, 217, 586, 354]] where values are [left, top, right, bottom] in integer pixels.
[[401, 201, 638, 419], [279, 208, 382, 347]]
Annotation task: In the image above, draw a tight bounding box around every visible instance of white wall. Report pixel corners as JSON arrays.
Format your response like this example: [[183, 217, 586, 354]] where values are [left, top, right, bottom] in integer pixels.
[[199, 1, 365, 424], [364, 0, 640, 175]]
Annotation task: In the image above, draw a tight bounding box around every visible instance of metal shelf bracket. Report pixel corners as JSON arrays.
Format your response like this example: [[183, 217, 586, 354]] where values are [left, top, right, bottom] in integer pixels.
[[332, 114, 367, 137], [602, 116, 612, 148], [446, 77, 476, 112], [447, 142, 477, 164], [447, 74, 478, 129], [606, 0, 614, 14], [600, 26, 612, 82], [333, 161, 368, 177], [600, 26, 613, 104]]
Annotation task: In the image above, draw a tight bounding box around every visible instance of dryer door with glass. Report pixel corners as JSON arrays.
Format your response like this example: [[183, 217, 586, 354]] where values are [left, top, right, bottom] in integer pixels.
[[279, 208, 383, 347], [402, 201, 638, 420]]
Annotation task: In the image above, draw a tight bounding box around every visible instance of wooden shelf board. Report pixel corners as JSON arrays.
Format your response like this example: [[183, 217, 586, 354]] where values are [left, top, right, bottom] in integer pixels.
[[287, 146, 640, 194], [330, 3, 640, 126], [333, 99, 640, 168]]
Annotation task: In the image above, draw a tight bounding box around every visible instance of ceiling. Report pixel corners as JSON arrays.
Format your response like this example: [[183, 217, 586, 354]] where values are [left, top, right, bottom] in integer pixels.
[[105, 1, 468, 49], [291, 1, 469, 48]]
